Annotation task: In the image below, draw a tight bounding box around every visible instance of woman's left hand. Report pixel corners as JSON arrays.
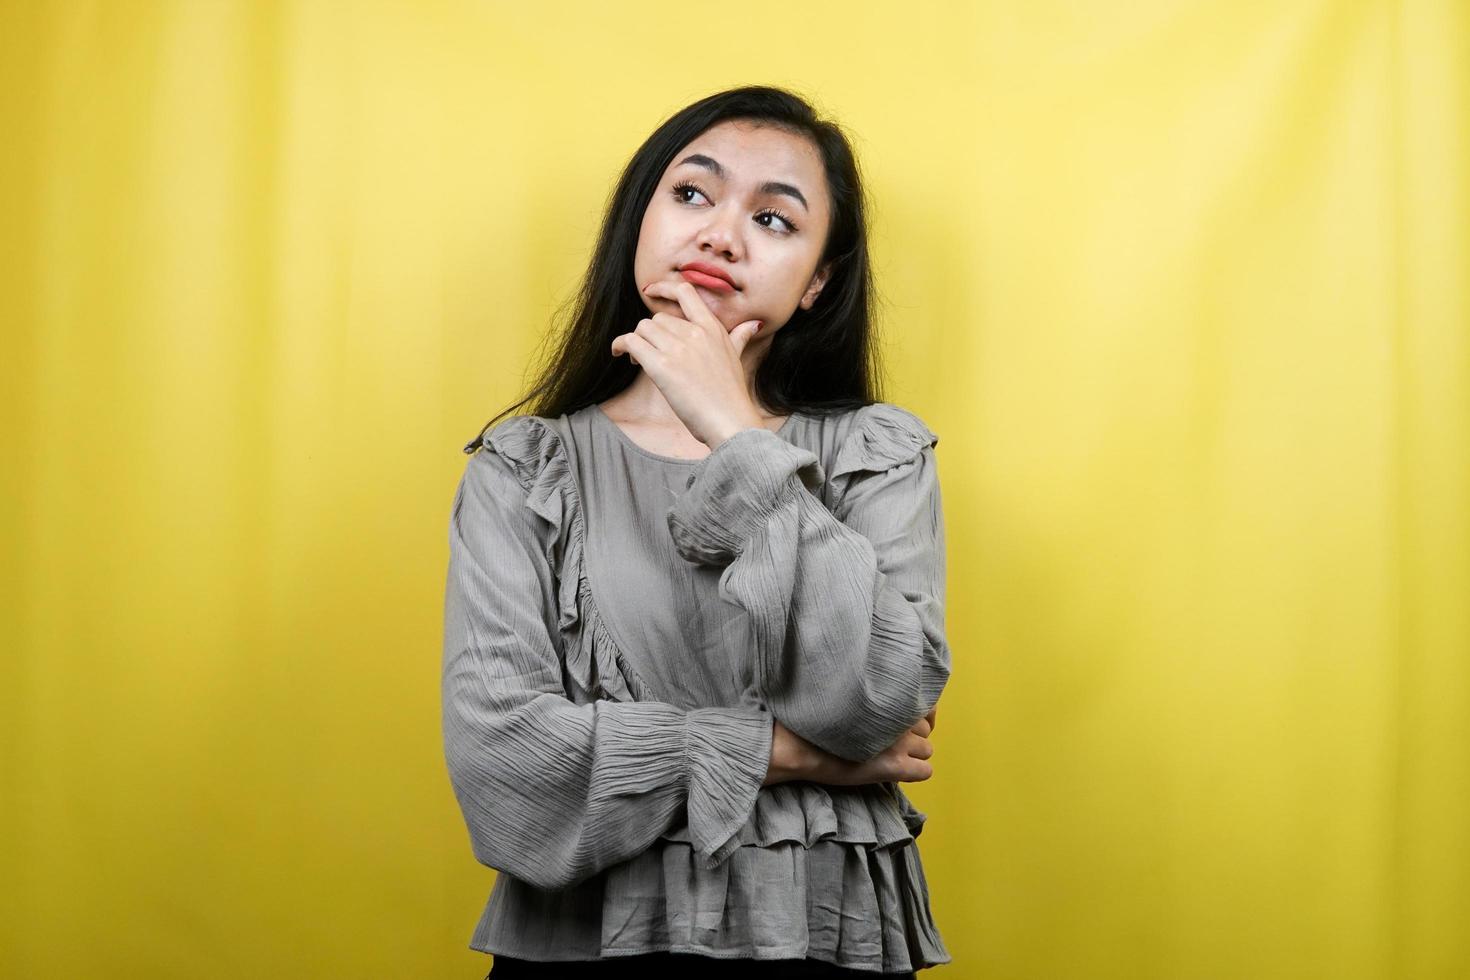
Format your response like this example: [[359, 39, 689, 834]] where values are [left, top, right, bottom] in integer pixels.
[[610, 279, 767, 448]]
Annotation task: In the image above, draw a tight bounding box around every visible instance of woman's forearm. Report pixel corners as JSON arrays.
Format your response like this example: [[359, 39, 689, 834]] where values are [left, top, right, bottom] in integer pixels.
[[763, 714, 936, 788]]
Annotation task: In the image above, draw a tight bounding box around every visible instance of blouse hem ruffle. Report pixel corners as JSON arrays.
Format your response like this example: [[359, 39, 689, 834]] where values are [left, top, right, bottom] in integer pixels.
[[472, 837, 952, 973]]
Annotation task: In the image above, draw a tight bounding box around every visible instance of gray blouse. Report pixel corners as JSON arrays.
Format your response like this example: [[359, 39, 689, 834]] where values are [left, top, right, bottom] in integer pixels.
[[442, 400, 953, 972]]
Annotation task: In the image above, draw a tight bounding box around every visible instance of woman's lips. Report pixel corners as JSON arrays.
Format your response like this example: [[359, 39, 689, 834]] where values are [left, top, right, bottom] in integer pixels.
[[678, 269, 736, 293]]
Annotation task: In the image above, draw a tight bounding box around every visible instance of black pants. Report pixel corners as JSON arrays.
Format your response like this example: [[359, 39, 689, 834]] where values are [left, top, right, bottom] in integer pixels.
[[488, 950, 918, 978]]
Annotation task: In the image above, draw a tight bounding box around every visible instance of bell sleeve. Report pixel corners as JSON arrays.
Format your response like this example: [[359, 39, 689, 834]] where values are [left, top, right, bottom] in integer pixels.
[[442, 442, 775, 890], [665, 403, 950, 763]]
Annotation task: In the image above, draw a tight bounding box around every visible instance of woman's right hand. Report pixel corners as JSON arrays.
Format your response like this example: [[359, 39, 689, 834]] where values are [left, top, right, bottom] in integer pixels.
[[763, 708, 938, 787]]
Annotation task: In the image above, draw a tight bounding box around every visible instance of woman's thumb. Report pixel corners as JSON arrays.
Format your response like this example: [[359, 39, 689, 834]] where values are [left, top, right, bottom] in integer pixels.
[[731, 319, 763, 353]]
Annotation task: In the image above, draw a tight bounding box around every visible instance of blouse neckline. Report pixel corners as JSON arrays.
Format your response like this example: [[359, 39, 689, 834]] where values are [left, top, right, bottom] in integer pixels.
[[590, 402, 800, 465]]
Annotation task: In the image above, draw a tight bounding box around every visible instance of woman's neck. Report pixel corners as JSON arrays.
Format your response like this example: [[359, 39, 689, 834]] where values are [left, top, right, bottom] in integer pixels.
[[600, 370, 780, 427]]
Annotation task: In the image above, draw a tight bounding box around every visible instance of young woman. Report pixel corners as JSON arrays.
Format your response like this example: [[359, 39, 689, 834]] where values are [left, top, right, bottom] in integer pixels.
[[443, 85, 952, 978]]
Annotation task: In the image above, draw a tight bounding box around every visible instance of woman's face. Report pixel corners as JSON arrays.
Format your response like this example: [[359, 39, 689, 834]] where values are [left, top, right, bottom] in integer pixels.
[[634, 119, 833, 340]]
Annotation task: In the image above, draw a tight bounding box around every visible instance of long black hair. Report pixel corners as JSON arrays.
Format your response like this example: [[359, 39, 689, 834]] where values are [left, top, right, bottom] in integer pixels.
[[462, 84, 888, 453]]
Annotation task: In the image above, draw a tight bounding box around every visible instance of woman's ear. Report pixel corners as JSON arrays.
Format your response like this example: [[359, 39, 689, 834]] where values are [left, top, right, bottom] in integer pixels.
[[799, 261, 832, 309]]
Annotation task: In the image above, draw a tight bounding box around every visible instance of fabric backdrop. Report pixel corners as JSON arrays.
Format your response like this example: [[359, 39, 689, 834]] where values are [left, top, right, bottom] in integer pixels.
[[2, 1, 1465, 977]]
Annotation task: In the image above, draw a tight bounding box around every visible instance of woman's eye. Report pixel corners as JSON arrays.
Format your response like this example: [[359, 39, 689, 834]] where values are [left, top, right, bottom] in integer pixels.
[[671, 180, 796, 234], [757, 211, 797, 234], [672, 181, 708, 205]]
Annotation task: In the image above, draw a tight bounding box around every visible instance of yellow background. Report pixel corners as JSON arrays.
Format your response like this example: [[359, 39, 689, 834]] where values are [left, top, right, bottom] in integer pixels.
[[3, 1, 1466, 977]]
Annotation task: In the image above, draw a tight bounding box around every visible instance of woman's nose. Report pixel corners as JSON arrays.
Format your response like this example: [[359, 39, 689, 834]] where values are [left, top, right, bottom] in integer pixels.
[[696, 213, 741, 257]]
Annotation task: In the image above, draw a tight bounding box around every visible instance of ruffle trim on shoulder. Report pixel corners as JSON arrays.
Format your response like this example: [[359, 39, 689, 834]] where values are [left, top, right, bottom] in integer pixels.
[[480, 415, 657, 706], [828, 403, 940, 512]]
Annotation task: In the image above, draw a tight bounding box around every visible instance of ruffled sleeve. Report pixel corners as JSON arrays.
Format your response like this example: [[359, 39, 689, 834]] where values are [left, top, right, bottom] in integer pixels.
[[665, 403, 950, 763], [442, 416, 775, 890]]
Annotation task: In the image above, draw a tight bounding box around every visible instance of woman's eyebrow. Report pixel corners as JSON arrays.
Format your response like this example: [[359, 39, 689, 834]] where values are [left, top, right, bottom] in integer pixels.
[[675, 153, 809, 213]]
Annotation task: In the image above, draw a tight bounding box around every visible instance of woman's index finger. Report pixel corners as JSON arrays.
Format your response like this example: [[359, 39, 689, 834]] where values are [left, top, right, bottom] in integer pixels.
[[644, 279, 720, 332]]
